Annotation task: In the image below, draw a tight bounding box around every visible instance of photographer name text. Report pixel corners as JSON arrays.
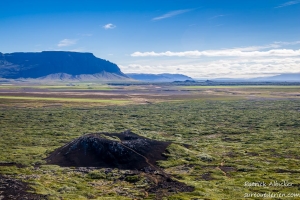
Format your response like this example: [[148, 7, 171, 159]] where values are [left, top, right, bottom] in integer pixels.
[[244, 180, 293, 187]]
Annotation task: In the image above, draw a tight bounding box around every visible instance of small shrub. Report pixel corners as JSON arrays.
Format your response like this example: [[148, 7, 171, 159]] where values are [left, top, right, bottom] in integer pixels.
[[58, 186, 76, 193], [88, 171, 106, 179], [198, 153, 215, 162], [124, 175, 140, 183]]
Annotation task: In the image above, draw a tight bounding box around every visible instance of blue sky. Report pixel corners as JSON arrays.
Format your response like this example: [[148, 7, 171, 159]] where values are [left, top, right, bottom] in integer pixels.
[[0, 0, 300, 78]]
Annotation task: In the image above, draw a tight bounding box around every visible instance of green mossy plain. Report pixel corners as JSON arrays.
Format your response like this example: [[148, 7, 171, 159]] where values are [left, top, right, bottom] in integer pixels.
[[0, 96, 130, 104], [0, 93, 300, 199]]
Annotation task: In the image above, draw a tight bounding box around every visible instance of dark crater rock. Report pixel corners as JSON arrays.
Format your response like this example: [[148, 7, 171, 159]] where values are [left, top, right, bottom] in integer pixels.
[[46, 130, 171, 170]]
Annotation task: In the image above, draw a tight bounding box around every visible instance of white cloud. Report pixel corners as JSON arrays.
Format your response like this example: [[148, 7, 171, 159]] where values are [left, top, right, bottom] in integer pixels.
[[119, 57, 300, 78], [230, 41, 300, 51], [152, 9, 192, 21], [57, 39, 77, 47], [275, 0, 300, 8], [125, 41, 300, 78], [131, 41, 300, 57], [273, 41, 300, 45], [103, 23, 116, 29], [131, 41, 300, 58], [229, 44, 280, 51], [131, 49, 300, 57]]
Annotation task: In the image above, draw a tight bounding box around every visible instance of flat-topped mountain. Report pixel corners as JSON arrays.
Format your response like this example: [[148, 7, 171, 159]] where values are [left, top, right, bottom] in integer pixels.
[[0, 51, 129, 80]]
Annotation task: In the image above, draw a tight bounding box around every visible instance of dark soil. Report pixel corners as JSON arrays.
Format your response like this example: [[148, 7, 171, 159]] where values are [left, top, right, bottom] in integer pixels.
[[275, 169, 300, 173], [201, 172, 214, 181], [46, 130, 171, 170], [246, 152, 259, 156], [222, 137, 241, 142], [219, 166, 237, 173], [0, 162, 24, 168], [0, 175, 47, 200], [146, 175, 194, 199]]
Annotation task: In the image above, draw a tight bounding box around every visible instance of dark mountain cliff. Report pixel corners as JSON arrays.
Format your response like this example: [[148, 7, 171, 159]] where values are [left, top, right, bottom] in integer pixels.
[[0, 51, 128, 80]]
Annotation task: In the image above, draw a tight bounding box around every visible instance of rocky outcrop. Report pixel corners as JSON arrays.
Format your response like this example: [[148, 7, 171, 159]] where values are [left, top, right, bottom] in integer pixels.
[[46, 131, 171, 170]]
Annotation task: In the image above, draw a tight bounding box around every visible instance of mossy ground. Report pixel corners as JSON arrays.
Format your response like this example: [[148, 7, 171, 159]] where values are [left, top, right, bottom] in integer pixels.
[[0, 85, 300, 199]]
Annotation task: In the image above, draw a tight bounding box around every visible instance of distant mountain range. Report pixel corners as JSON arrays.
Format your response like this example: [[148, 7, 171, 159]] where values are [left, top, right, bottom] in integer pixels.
[[1, 52, 298, 82], [126, 73, 193, 82], [209, 73, 300, 82], [250, 73, 300, 82], [0, 51, 129, 81]]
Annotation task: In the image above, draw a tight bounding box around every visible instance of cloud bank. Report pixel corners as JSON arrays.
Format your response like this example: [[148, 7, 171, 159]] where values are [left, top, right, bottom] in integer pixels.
[[131, 41, 300, 58], [123, 41, 300, 78], [131, 49, 300, 57], [120, 57, 300, 78]]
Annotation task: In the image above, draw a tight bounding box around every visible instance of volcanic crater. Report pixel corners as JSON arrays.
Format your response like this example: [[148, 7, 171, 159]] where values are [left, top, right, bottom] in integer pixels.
[[46, 130, 171, 170]]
